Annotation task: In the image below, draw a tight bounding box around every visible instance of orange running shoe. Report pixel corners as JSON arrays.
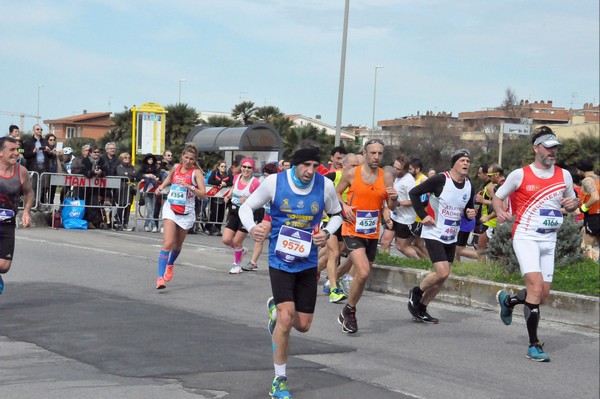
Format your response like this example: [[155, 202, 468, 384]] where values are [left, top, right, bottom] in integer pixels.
[[164, 265, 174, 281], [156, 277, 166, 289]]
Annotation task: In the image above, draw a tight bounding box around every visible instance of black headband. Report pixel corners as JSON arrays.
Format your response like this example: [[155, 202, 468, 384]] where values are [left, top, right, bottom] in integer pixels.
[[451, 149, 470, 167], [292, 147, 321, 166]]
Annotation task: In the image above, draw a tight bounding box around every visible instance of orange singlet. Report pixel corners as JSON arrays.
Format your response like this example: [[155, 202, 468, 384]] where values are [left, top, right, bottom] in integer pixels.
[[342, 165, 388, 239]]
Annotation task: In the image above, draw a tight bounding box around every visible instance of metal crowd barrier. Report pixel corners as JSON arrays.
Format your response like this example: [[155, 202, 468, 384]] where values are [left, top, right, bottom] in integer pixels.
[[131, 183, 231, 233], [37, 172, 131, 229]]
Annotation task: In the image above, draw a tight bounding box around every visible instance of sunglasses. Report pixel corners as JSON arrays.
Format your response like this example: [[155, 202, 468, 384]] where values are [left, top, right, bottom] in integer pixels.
[[92, 151, 100, 153], [487, 172, 499, 176], [241, 165, 253, 170], [48, 139, 56, 141], [364, 138, 384, 147]]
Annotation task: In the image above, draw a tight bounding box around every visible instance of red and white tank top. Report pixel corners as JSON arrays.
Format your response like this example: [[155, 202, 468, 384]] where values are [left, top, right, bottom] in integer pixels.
[[511, 165, 566, 240], [167, 165, 197, 215]]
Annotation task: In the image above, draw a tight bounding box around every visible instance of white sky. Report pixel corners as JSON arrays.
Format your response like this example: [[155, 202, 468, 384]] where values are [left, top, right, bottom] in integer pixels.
[[1, 0, 598, 132]]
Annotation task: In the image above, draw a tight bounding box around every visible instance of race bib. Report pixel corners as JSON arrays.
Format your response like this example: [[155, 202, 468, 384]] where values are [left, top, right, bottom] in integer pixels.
[[440, 218, 461, 241], [536, 209, 563, 233], [275, 225, 312, 263], [0, 208, 15, 222], [356, 210, 379, 235], [167, 184, 188, 206]]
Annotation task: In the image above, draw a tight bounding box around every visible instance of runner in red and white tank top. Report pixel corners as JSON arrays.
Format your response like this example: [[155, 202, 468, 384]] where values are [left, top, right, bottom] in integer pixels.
[[492, 127, 578, 362], [153, 144, 207, 290]]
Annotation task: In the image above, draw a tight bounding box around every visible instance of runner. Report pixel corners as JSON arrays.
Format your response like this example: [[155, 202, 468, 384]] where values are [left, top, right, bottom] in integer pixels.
[[335, 138, 398, 333], [154, 143, 206, 289], [239, 141, 343, 399], [407, 149, 476, 323], [222, 158, 260, 274], [0, 137, 34, 294], [493, 126, 578, 362]]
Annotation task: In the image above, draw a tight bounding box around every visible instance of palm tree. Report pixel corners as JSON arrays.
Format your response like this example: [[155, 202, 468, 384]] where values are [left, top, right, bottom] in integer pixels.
[[255, 106, 283, 123], [283, 124, 333, 160], [231, 101, 257, 125], [206, 115, 243, 127], [164, 103, 200, 154], [272, 115, 294, 139]]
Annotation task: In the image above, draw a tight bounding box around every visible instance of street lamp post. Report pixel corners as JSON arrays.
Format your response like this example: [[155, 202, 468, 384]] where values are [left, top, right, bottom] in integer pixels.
[[37, 84, 44, 124], [178, 79, 187, 103], [371, 66, 383, 139], [334, 0, 350, 147]]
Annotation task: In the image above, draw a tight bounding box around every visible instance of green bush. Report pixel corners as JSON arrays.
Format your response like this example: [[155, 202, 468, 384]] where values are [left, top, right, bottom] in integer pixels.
[[485, 215, 584, 274]]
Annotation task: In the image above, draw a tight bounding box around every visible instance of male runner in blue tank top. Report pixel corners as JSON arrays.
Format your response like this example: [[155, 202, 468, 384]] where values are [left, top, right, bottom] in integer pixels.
[[239, 141, 343, 399]]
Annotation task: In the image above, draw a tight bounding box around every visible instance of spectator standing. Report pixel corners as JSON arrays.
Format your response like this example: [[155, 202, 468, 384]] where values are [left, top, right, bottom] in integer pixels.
[[22, 124, 49, 206], [8, 125, 24, 164], [44, 133, 61, 206], [493, 126, 578, 362], [154, 144, 206, 289], [116, 152, 138, 231], [162, 149, 174, 172], [80, 146, 107, 228], [0, 137, 34, 294], [239, 141, 343, 399], [207, 160, 232, 235], [71, 144, 90, 175], [138, 153, 161, 232]]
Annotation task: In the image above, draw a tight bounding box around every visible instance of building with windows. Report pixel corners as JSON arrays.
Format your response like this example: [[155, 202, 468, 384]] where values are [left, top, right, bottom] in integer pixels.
[[284, 114, 356, 142], [44, 111, 113, 141]]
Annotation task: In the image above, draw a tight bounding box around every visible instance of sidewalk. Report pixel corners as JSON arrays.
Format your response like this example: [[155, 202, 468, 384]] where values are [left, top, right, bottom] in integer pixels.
[[367, 264, 599, 330]]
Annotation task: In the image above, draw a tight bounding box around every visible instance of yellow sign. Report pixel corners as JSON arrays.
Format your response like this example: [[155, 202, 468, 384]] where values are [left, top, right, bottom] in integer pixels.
[[130, 102, 168, 165]]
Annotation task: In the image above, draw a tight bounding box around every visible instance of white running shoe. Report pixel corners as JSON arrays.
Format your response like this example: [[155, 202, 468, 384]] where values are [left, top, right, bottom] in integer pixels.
[[229, 264, 243, 274], [152, 226, 158, 233]]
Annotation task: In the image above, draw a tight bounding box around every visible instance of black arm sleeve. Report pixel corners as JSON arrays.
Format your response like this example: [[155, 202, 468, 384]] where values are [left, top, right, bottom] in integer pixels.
[[409, 174, 446, 221]]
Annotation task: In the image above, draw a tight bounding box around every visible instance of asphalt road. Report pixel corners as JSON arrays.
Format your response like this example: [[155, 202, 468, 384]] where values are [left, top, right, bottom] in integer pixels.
[[1, 227, 598, 399]]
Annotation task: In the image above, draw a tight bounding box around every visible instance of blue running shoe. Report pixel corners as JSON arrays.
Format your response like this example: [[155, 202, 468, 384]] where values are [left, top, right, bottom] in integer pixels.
[[527, 342, 550, 362], [322, 279, 331, 295], [270, 376, 292, 399], [496, 290, 513, 326], [0, 274, 4, 295], [267, 297, 277, 336]]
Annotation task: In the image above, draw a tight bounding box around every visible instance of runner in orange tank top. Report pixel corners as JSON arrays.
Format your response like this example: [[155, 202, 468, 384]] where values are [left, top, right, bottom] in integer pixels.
[[334, 138, 398, 333]]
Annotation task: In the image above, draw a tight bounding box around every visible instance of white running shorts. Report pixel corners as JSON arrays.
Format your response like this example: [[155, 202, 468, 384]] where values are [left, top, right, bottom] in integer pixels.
[[512, 239, 556, 282]]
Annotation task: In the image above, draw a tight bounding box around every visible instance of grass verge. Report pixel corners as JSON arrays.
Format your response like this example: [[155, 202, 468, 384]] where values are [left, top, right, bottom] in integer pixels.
[[374, 252, 599, 297]]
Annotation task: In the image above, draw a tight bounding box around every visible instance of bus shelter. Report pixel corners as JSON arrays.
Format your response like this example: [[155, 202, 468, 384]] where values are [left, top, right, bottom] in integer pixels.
[[185, 123, 283, 172]]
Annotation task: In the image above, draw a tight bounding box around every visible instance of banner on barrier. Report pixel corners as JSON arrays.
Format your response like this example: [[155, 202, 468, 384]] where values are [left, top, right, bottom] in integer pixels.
[[50, 174, 123, 189], [205, 186, 231, 198]]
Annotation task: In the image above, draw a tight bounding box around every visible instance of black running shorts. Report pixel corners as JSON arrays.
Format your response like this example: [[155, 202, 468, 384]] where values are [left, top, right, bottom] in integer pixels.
[[0, 223, 16, 261], [269, 266, 318, 314], [424, 238, 457, 264], [342, 236, 379, 262]]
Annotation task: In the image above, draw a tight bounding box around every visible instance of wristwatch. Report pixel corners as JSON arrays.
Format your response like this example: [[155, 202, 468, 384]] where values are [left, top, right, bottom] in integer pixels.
[[324, 230, 331, 240]]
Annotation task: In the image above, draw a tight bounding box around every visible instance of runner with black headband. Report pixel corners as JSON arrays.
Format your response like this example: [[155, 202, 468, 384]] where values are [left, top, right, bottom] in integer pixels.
[[407, 149, 476, 324]]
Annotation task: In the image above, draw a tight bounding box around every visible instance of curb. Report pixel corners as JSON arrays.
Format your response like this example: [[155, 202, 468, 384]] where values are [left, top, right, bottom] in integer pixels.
[[367, 264, 600, 330]]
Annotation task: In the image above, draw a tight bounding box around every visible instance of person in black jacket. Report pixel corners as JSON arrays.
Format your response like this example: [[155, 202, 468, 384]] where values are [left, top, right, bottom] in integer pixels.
[[207, 160, 233, 235], [138, 153, 161, 232], [80, 145, 107, 228]]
